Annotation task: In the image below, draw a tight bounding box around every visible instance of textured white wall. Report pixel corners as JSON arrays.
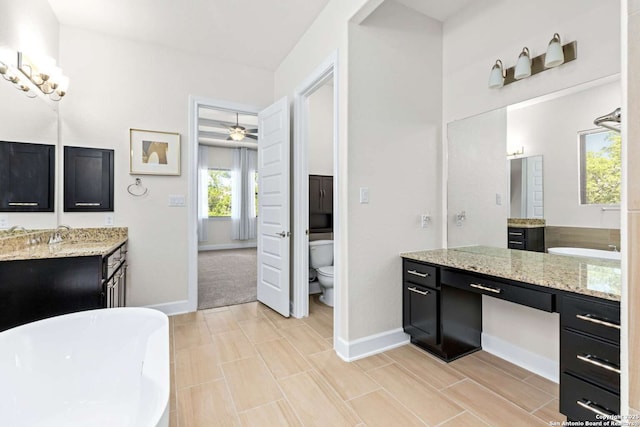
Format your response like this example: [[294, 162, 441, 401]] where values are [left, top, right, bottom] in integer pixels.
[[347, 1, 443, 340], [58, 26, 273, 307], [0, 0, 60, 229], [308, 83, 334, 176], [507, 80, 621, 229]]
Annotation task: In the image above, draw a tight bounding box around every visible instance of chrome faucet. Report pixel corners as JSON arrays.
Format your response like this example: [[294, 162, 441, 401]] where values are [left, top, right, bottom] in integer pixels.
[[57, 224, 71, 230], [7, 225, 26, 233]]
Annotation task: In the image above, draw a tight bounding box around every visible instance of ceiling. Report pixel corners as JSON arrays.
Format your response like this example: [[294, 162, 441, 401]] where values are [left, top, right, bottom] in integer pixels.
[[198, 106, 258, 144], [47, 0, 331, 70], [394, 0, 478, 22]]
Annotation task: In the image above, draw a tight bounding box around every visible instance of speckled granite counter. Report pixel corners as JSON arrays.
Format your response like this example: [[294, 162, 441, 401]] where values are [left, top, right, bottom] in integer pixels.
[[0, 227, 128, 261], [507, 218, 546, 228], [400, 246, 620, 301]]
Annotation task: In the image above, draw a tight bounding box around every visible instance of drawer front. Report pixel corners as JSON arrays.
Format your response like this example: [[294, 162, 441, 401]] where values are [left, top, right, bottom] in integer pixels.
[[105, 243, 127, 280], [507, 240, 526, 250], [403, 260, 438, 289], [562, 330, 620, 393], [560, 373, 619, 422], [562, 296, 620, 344], [441, 270, 554, 312], [403, 283, 439, 346]]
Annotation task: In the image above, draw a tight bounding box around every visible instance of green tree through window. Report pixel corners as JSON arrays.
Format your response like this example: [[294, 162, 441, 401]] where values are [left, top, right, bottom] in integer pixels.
[[580, 130, 621, 205], [207, 169, 231, 217]]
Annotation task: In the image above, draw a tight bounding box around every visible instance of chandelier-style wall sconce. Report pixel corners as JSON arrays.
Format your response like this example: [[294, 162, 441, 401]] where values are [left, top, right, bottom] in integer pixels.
[[488, 33, 576, 89], [0, 51, 69, 100]]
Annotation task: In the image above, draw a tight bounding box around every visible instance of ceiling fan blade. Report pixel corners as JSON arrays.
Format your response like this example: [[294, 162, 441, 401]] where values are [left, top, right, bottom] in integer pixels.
[[199, 130, 232, 140], [245, 128, 258, 134], [245, 134, 258, 140], [226, 137, 233, 141]]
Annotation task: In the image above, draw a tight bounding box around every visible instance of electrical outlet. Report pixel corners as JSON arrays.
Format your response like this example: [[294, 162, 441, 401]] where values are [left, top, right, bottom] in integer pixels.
[[169, 194, 186, 207], [105, 213, 114, 226], [421, 214, 431, 228], [0, 214, 8, 229]]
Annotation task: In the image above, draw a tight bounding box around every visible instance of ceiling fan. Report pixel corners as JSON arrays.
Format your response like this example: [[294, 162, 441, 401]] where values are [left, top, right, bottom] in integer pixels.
[[227, 113, 258, 141]]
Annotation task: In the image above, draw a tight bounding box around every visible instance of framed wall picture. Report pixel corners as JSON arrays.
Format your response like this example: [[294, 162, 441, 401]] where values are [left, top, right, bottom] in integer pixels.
[[130, 128, 181, 175]]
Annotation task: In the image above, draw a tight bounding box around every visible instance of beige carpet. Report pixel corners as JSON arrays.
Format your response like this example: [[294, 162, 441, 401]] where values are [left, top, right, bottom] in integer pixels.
[[198, 248, 257, 310]]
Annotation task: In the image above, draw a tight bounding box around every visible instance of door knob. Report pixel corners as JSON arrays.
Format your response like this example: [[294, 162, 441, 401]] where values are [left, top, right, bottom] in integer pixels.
[[275, 231, 290, 238]]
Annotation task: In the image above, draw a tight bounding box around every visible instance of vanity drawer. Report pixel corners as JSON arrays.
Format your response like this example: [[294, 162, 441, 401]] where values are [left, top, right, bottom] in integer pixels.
[[560, 372, 619, 422], [562, 330, 620, 393], [562, 296, 620, 344], [403, 260, 437, 289], [441, 270, 554, 312], [507, 227, 526, 243]]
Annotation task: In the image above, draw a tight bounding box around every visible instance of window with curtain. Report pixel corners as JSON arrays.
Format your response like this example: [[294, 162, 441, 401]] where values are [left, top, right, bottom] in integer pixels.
[[231, 147, 258, 240]]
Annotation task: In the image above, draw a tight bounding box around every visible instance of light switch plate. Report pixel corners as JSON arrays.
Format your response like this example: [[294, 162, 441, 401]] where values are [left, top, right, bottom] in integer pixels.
[[169, 194, 186, 207], [0, 214, 8, 229], [359, 187, 369, 204], [496, 193, 502, 205], [105, 213, 114, 226]]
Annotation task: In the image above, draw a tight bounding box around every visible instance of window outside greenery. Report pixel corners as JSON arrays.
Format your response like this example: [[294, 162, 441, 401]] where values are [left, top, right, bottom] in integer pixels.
[[579, 129, 621, 205], [207, 169, 232, 217]]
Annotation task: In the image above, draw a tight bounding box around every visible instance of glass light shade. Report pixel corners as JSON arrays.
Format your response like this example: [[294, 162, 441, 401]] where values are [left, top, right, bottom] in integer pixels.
[[545, 34, 564, 68], [56, 75, 69, 95], [229, 129, 245, 141], [514, 48, 531, 80], [37, 55, 56, 79], [488, 60, 504, 89]]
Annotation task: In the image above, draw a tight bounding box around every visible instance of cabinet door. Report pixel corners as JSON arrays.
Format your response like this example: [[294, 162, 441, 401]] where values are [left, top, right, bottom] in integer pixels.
[[404, 283, 439, 346], [64, 146, 114, 212], [309, 175, 322, 214], [321, 176, 333, 214], [0, 141, 55, 212]]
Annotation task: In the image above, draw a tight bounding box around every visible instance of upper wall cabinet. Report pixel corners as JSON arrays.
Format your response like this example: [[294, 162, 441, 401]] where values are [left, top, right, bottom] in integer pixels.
[[0, 141, 55, 212], [64, 146, 114, 212]]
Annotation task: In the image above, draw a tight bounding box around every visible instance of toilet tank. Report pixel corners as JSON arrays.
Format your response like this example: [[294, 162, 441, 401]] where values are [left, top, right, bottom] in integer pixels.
[[309, 240, 334, 268]]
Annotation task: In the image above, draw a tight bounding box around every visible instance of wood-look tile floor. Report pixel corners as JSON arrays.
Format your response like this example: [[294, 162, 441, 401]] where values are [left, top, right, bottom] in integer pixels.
[[168, 296, 564, 426]]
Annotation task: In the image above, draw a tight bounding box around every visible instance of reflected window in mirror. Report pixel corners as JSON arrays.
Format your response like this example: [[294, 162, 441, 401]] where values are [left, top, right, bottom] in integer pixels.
[[578, 129, 621, 205]]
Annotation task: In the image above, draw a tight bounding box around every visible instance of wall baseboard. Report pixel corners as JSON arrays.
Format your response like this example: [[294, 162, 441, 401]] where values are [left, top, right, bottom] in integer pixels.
[[198, 243, 257, 251], [482, 332, 559, 383], [335, 328, 410, 362], [145, 300, 191, 316]]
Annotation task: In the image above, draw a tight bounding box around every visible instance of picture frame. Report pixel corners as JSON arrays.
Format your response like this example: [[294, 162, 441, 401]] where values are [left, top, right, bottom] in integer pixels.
[[129, 128, 181, 175]]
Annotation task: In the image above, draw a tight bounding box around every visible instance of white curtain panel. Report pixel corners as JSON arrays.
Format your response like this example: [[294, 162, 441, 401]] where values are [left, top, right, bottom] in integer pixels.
[[197, 145, 209, 242], [231, 147, 257, 240]]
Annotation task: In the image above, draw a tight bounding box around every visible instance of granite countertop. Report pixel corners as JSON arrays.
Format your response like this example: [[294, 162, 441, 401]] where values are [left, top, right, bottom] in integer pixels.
[[400, 246, 620, 301], [0, 227, 128, 261], [507, 218, 546, 228]]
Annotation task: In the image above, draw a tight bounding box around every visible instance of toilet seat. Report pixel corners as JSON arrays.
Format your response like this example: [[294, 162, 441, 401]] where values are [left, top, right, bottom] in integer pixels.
[[317, 266, 334, 277]]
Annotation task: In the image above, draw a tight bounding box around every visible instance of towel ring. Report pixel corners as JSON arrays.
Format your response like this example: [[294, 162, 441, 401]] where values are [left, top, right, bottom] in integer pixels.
[[127, 178, 148, 197]]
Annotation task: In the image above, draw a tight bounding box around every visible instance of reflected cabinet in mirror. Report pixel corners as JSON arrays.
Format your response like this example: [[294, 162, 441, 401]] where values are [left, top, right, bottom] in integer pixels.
[[447, 76, 621, 250], [0, 65, 59, 229]]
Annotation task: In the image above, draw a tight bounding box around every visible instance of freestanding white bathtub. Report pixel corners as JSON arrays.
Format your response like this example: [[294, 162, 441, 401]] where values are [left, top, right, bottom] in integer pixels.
[[0, 308, 170, 427]]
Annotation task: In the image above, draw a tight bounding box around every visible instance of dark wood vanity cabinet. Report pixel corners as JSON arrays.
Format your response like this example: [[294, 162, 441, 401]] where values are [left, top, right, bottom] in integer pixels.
[[64, 146, 114, 212], [507, 226, 545, 252], [309, 175, 333, 233], [559, 295, 620, 421], [402, 259, 482, 361], [0, 141, 55, 212], [0, 241, 127, 332]]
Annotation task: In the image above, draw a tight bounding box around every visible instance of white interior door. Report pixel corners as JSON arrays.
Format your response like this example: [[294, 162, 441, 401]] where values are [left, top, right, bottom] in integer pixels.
[[257, 97, 290, 317]]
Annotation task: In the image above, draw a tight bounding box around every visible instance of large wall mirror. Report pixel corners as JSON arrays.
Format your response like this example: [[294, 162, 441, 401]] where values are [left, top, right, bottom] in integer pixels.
[[0, 73, 59, 232], [447, 76, 621, 249]]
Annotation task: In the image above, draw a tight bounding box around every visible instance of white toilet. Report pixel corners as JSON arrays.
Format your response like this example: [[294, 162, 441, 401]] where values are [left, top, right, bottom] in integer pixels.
[[309, 240, 334, 307]]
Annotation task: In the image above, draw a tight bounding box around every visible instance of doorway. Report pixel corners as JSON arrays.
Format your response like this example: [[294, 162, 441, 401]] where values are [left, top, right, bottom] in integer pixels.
[[188, 98, 261, 312], [292, 52, 340, 342]]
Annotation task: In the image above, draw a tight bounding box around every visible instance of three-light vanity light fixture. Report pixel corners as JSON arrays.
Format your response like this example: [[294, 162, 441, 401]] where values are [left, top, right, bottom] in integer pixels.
[[488, 33, 577, 89], [0, 49, 69, 101]]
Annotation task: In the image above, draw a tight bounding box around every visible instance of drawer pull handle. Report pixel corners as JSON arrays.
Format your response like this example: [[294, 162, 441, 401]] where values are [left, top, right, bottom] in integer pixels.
[[508, 232, 523, 236], [408, 270, 429, 278], [576, 314, 621, 330], [470, 283, 502, 294], [576, 400, 619, 421], [408, 286, 429, 296], [8, 202, 38, 206], [75, 202, 101, 206], [576, 354, 621, 374], [508, 241, 524, 244]]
